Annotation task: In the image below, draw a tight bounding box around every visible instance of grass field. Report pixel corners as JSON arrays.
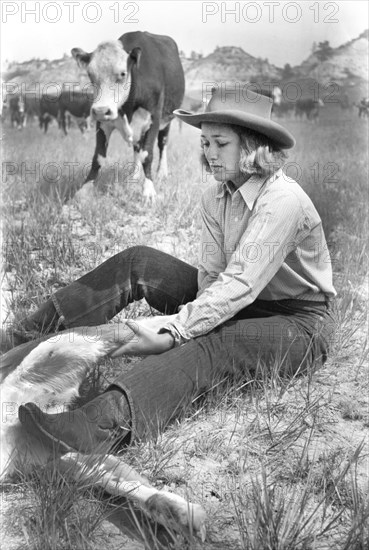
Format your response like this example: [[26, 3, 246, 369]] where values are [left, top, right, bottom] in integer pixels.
[[1, 106, 368, 549]]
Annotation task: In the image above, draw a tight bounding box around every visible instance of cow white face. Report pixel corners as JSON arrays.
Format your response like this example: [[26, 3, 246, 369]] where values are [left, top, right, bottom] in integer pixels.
[[72, 41, 136, 121], [272, 86, 282, 106], [18, 97, 25, 114]]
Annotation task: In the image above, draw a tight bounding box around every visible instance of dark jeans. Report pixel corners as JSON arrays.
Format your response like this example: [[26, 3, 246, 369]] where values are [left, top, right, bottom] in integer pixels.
[[52, 246, 336, 441]]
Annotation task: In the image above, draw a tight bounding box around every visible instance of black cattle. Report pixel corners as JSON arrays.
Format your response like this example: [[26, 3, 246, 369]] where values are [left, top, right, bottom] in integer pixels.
[[71, 30, 185, 204], [8, 94, 25, 129], [357, 97, 369, 118], [295, 98, 324, 121], [58, 90, 94, 135], [272, 100, 295, 119], [23, 94, 41, 126], [338, 94, 350, 111], [39, 93, 60, 133]]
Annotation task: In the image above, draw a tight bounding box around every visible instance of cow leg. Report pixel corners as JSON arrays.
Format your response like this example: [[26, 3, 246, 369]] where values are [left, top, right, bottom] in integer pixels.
[[140, 116, 161, 205], [157, 124, 170, 180], [43, 115, 51, 134], [125, 108, 155, 204], [71, 122, 114, 202], [84, 122, 112, 184], [58, 108, 68, 135]]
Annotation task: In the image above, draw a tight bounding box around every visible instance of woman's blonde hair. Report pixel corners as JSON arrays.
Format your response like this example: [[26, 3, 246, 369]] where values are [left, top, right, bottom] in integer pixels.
[[200, 124, 288, 178]]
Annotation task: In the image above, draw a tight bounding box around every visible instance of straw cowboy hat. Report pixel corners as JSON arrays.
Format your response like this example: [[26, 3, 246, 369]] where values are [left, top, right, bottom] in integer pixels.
[[174, 86, 295, 149]]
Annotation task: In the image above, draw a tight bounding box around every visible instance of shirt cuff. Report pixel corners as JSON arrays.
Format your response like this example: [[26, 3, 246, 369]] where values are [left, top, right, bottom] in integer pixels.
[[158, 324, 188, 347]]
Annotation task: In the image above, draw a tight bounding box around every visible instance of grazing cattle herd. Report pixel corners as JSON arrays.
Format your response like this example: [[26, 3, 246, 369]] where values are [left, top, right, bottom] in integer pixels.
[[4, 84, 366, 138], [2, 45, 367, 150], [5, 88, 94, 134]]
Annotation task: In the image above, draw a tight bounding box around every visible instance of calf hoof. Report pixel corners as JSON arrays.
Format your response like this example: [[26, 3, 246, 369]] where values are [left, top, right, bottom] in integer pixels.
[[145, 492, 206, 541]]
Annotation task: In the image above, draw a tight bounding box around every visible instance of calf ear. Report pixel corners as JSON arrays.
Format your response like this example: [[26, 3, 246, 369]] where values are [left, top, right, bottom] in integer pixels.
[[71, 48, 91, 68], [128, 47, 142, 69]]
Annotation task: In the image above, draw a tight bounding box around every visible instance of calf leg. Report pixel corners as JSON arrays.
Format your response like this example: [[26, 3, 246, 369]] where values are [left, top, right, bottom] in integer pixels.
[[59, 453, 206, 542], [103, 494, 175, 549]]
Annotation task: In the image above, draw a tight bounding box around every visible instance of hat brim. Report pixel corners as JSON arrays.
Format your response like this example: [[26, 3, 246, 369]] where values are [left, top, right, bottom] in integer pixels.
[[173, 109, 295, 149]]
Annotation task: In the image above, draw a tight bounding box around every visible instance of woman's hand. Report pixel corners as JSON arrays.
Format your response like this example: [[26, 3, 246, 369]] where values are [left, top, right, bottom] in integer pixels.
[[109, 319, 174, 357]]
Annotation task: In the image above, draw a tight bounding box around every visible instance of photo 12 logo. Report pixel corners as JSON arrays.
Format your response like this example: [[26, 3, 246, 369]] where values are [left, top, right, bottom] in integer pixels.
[[202, 2, 340, 24], [1, 1, 140, 24]]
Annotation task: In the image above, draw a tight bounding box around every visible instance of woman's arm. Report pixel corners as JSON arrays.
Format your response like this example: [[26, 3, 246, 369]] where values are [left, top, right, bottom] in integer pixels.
[[109, 318, 176, 357], [162, 190, 311, 341]]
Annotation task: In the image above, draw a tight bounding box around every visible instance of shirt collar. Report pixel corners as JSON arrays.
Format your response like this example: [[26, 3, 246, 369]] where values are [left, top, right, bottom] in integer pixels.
[[216, 169, 282, 210]]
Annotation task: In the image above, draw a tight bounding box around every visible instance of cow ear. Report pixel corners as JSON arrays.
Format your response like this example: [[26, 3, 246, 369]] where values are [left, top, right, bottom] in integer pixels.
[[128, 47, 142, 68], [71, 48, 91, 68]]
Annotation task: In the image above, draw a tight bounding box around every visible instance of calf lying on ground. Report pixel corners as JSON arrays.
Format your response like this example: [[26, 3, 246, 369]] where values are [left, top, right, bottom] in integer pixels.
[[0, 321, 206, 543]]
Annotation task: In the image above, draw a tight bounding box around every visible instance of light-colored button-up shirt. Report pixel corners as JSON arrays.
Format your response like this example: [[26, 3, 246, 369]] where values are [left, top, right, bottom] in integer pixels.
[[164, 169, 336, 342]]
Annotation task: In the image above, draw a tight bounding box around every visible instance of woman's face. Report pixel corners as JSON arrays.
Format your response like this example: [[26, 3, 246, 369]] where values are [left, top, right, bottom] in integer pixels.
[[201, 123, 245, 184]]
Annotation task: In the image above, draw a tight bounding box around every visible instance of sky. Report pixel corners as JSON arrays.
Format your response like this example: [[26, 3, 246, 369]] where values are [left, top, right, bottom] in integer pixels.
[[1, 0, 368, 69]]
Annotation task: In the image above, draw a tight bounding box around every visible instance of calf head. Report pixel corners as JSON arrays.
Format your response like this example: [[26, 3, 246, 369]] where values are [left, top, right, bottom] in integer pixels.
[[72, 41, 141, 121]]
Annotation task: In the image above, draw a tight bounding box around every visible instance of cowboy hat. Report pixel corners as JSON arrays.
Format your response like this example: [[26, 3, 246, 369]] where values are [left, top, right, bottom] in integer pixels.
[[174, 86, 295, 149]]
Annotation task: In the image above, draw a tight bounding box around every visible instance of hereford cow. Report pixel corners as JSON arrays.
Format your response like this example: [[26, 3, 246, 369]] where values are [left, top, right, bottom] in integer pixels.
[[295, 98, 324, 121], [23, 94, 41, 126], [58, 90, 94, 135], [272, 100, 295, 119], [71, 31, 185, 204], [8, 94, 25, 129], [39, 92, 61, 133]]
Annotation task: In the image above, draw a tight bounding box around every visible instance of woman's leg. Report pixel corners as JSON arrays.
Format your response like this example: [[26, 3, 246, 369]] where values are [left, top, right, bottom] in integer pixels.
[[19, 246, 198, 331], [114, 307, 335, 441], [19, 306, 335, 450]]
